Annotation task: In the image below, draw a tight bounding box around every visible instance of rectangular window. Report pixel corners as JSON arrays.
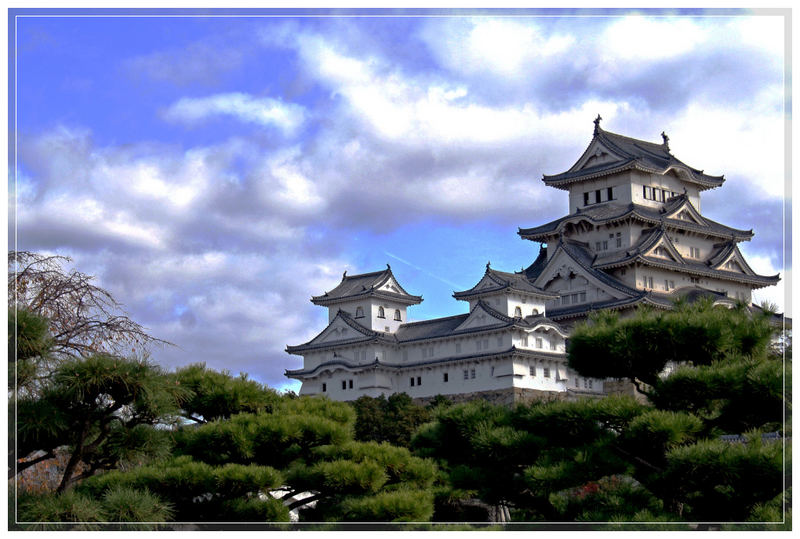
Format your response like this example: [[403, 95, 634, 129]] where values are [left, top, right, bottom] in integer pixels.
[[522, 335, 529, 347], [616, 232, 622, 248], [530, 365, 536, 376], [535, 337, 543, 348], [550, 340, 557, 351], [470, 369, 476, 379], [342, 381, 347, 390], [455, 343, 461, 354], [443, 373, 449, 383], [588, 379, 593, 389], [665, 279, 670, 291], [543, 368, 551, 378], [571, 293, 578, 303], [575, 378, 580, 388], [484, 339, 489, 349], [417, 376, 421, 386], [579, 291, 586, 302], [602, 240, 608, 250], [607, 187, 613, 200], [595, 190, 601, 203], [410, 377, 415, 387], [595, 241, 601, 251], [464, 370, 469, 380], [349, 379, 353, 389], [643, 186, 651, 199], [562, 295, 569, 305], [584, 192, 590, 205], [322, 383, 327, 392]]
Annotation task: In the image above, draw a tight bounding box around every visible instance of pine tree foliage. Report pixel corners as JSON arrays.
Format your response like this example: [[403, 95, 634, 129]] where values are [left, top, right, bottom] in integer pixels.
[[15, 354, 189, 491], [175, 363, 282, 423]]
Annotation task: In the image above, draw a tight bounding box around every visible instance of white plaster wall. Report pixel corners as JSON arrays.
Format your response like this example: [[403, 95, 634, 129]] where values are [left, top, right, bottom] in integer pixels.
[[629, 170, 701, 211], [634, 266, 752, 301], [567, 172, 632, 213], [502, 292, 547, 318]]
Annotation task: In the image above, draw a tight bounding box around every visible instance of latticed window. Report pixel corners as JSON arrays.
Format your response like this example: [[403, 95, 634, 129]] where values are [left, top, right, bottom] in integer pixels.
[[394, 309, 402, 321]]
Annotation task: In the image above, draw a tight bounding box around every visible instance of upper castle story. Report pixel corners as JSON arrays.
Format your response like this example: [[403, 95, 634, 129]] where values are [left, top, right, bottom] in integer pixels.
[[544, 116, 725, 215]]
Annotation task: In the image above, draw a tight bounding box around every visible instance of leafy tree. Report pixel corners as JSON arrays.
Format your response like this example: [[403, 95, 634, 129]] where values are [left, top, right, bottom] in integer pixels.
[[351, 393, 431, 447], [175, 363, 282, 423], [16, 485, 174, 530], [15, 354, 188, 491], [568, 300, 776, 394], [75, 456, 287, 522], [174, 395, 438, 522], [9, 307, 52, 392]]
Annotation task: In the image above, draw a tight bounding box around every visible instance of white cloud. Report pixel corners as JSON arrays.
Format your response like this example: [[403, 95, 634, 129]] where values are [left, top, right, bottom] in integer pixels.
[[164, 92, 306, 134], [600, 16, 709, 61], [665, 101, 785, 200], [420, 18, 575, 78]]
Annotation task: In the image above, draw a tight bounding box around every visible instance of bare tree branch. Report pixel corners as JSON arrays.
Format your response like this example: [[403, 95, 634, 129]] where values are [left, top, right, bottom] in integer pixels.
[[9, 251, 172, 363]]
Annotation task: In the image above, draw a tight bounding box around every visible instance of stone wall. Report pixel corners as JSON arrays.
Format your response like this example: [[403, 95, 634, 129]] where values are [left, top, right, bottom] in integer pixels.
[[413, 386, 606, 408]]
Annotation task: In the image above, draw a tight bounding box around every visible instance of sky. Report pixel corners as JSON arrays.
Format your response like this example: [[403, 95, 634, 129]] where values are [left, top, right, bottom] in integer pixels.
[[9, 8, 791, 392]]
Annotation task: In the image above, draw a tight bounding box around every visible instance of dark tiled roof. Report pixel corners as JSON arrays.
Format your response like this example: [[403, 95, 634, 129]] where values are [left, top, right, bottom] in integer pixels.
[[311, 266, 422, 306], [285, 310, 397, 354], [453, 264, 558, 300], [592, 233, 780, 288], [523, 247, 549, 280], [518, 196, 753, 241], [286, 346, 565, 378], [556, 239, 645, 298], [543, 126, 725, 191], [394, 313, 470, 342]]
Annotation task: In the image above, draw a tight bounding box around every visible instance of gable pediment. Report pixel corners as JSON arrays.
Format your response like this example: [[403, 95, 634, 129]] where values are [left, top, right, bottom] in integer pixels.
[[665, 200, 707, 226], [532, 245, 633, 301], [643, 234, 684, 264], [712, 247, 754, 275], [571, 139, 626, 172], [378, 276, 403, 294], [453, 303, 509, 332]]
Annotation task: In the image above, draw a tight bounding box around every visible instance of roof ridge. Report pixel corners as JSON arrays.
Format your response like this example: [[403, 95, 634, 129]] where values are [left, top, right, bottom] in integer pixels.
[[400, 312, 470, 327]]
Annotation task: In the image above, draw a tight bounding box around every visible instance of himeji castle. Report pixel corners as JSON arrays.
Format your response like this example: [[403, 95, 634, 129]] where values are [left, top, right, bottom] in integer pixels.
[[285, 118, 780, 404]]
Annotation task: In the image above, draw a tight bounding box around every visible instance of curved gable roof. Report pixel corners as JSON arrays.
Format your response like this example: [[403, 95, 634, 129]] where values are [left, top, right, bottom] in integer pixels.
[[453, 263, 558, 300], [311, 265, 423, 306], [542, 123, 725, 191]]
